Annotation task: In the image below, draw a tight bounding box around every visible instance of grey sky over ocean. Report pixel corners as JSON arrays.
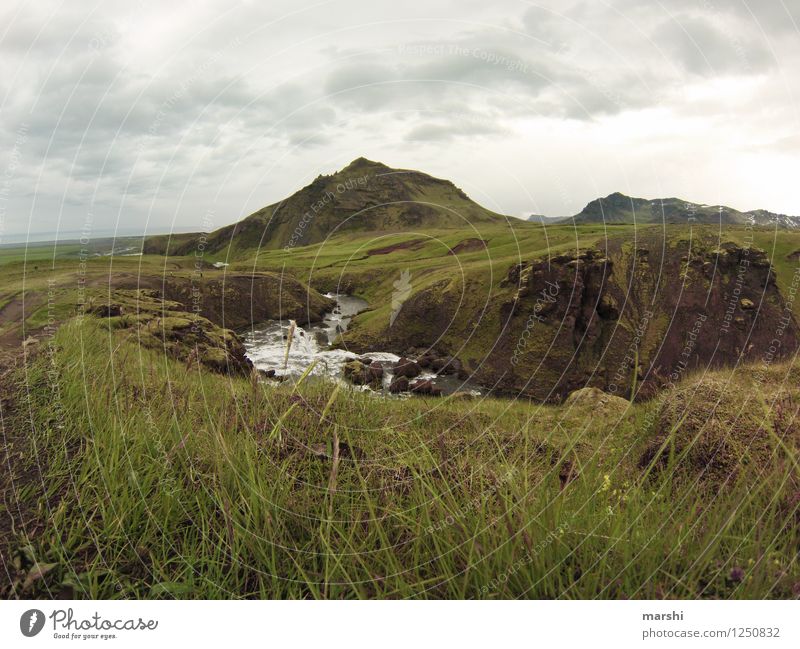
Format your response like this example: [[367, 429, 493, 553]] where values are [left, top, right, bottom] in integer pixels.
[[1, 0, 799, 240]]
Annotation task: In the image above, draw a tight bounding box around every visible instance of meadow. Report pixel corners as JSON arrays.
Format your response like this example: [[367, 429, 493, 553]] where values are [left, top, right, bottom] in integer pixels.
[[2, 314, 798, 598], [1, 223, 799, 599]]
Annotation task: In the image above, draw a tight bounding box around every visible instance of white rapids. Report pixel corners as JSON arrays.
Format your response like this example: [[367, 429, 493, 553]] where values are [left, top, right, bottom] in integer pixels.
[[242, 293, 480, 395]]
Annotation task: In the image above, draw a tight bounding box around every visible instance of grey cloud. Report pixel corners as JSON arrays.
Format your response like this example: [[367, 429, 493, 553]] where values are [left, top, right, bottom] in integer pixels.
[[640, 0, 800, 35], [405, 122, 503, 142], [652, 15, 774, 76], [2, 0, 799, 236]]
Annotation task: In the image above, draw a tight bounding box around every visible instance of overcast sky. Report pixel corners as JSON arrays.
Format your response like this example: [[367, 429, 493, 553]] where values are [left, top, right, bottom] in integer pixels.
[[1, 0, 799, 240]]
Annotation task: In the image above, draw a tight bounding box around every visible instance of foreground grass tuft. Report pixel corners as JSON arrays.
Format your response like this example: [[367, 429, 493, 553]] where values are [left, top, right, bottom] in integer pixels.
[[4, 318, 799, 598]]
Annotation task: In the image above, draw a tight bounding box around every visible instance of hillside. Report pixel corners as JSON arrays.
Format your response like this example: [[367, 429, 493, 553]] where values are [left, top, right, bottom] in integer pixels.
[[4, 310, 799, 598], [570, 192, 800, 227], [88, 155, 800, 403], [2, 217, 800, 599], [143, 158, 510, 256], [145, 161, 800, 262], [335, 227, 800, 401]]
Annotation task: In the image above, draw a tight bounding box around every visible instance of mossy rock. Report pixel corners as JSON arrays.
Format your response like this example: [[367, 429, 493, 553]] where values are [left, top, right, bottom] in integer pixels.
[[158, 316, 194, 331], [639, 377, 799, 488], [200, 347, 230, 370], [343, 359, 381, 386], [564, 387, 629, 415]]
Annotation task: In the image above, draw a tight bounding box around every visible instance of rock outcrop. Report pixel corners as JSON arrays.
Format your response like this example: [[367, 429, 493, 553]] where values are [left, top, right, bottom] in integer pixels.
[[344, 233, 800, 403], [160, 273, 334, 330], [91, 290, 253, 375]]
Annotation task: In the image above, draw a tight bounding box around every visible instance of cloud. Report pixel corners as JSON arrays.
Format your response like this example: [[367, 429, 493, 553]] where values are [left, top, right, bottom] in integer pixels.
[[1, 0, 799, 239], [405, 116, 507, 142], [652, 15, 774, 76]]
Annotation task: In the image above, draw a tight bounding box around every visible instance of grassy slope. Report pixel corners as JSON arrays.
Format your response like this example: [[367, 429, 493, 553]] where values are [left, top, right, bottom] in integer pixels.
[[0, 251, 329, 344], [231, 222, 800, 323], [4, 316, 798, 599], [228, 223, 800, 400], [243, 221, 627, 343], [2, 224, 800, 598], [0, 254, 188, 343]]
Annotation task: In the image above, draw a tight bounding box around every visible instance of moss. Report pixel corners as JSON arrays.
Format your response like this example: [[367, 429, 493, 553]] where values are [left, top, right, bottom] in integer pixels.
[[200, 347, 229, 369], [640, 374, 799, 488]]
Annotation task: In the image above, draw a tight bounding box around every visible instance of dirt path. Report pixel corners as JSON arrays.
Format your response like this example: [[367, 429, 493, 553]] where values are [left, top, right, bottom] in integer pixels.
[[0, 294, 45, 348], [0, 348, 64, 598]]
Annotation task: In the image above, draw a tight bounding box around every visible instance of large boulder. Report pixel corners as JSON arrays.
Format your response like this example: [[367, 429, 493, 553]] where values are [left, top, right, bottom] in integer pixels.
[[410, 379, 443, 396], [343, 360, 382, 387], [393, 357, 421, 378], [368, 361, 384, 381], [389, 376, 409, 393], [564, 387, 629, 416]]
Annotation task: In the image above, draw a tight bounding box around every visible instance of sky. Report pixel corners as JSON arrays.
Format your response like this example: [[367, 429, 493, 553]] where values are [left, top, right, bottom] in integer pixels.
[[1, 0, 799, 241]]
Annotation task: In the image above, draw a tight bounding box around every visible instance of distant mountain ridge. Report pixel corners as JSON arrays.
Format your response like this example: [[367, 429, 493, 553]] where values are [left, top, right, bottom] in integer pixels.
[[564, 192, 800, 227], [145, 160, 800, 257]]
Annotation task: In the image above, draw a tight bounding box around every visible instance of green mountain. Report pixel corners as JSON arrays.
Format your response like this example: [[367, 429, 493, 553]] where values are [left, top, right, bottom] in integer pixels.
[[571, 191, 800, 227], [144, 157, 507, 256]]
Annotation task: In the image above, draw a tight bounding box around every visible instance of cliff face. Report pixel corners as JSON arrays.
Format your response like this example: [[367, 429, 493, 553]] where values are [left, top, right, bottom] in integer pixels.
[[345, 231, 800, 402], [159, 273, 334, 330], [493, 234, 799, 400]]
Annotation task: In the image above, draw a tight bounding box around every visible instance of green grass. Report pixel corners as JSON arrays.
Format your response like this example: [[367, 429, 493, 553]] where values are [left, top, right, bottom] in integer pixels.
[[3, 223, 800, 599], [0, 243, 84, 265], [6, 317, 799, 599]]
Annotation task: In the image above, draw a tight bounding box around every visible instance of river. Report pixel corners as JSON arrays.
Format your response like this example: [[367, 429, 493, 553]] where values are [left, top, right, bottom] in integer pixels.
[[242, 293, 481, 396]]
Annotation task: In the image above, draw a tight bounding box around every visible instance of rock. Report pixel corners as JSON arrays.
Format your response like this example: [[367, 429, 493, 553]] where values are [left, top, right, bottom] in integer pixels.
[[343, 360, 381, 386], [343, 360, 367, 385], [368, 361, 384, 381], [259, 369, 277, 379], [389, 376, 409, 393], [596, 294, 619, 320], [564, 387, 629, 415], [393, 357, 421, 378], [410, 379, 443, 396], [200, 347, 230, 371], [432, 356, 460, 375], [92, 303, 122, 317], [448, 391, 475, 400]]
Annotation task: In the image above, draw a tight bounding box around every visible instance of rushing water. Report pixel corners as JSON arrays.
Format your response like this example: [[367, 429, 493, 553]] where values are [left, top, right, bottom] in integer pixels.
[[242, 294, 480, 395]]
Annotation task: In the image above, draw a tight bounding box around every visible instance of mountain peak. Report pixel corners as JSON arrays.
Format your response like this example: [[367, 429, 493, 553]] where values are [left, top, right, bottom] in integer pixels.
[[145, 160, 505, 253], [339, 157, 390, 173]]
